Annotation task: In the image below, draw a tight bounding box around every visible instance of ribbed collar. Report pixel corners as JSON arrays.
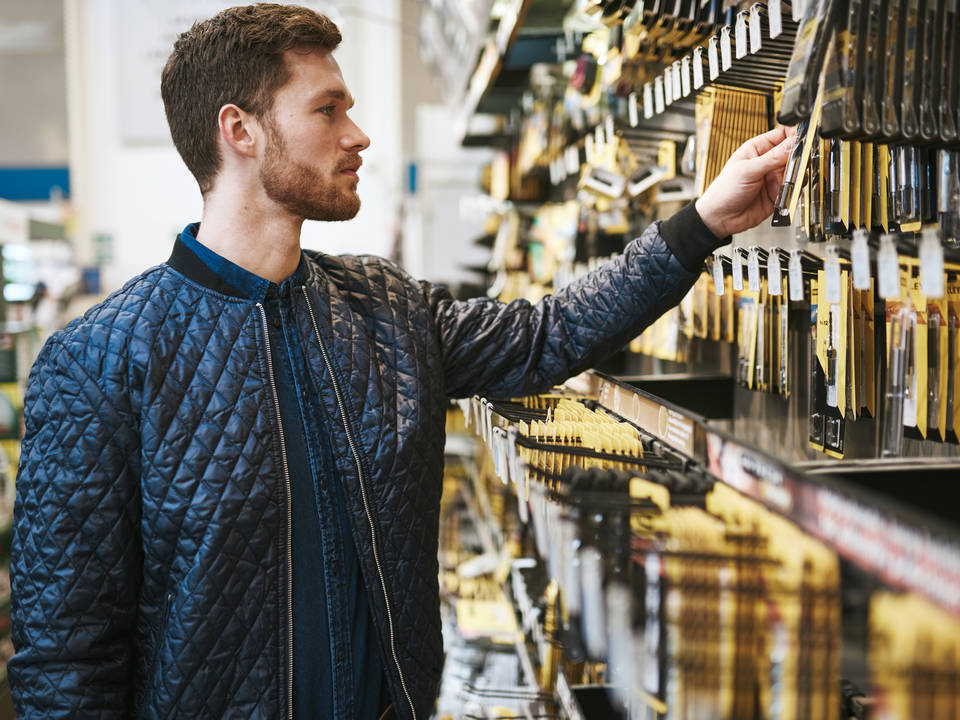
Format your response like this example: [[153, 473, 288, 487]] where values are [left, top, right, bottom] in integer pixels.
[[169, 222, 308, 301]]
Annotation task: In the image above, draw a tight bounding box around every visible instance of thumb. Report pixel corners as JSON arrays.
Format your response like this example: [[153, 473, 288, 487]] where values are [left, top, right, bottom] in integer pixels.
[[744, 135, 794, 178]]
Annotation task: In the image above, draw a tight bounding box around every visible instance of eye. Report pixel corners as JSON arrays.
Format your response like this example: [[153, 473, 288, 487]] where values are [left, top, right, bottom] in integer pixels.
[[317, 104, 336, 116]]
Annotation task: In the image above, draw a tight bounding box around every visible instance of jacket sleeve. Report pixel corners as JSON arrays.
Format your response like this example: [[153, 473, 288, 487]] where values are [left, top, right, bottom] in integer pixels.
[[426, 203, 725, 399], [9, 337, 140, 718]]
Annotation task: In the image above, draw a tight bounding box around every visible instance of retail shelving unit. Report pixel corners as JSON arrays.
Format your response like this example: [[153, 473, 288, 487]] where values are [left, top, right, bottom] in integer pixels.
[[426, 0, 960, 717]]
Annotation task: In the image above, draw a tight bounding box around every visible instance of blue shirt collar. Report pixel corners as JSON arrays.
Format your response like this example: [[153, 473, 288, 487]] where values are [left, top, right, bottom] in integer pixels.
[[179, 222, 307, 301]]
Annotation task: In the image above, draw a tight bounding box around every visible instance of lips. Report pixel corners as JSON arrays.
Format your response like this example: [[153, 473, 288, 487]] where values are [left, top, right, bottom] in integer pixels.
[[339, 156, 362, 176]]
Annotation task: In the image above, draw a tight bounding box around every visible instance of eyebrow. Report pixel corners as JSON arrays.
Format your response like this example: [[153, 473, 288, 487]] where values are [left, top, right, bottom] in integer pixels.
[[311, 89, 355, 109]]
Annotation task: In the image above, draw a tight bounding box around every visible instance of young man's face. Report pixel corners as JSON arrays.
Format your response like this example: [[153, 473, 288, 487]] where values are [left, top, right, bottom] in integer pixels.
[[258, 49, 370, 222]]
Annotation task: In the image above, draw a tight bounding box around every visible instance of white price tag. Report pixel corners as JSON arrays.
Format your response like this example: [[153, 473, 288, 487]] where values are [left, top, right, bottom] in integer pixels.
[[920, 228, 945, 298], [747, 246, 761, 291], [565, 145, 579, 175], [643, 82, 654, 119], [585, 134, 595, 163], [708, 36, 720, 80], [671, 61, 682, 100], [681, 55, 692, 96], [712, 251, 725, 295], [749, 5, 763, 52], [693, 47, 705, 88], [605, 114, 615, 146], [768, 248, 782, 295], [735, 12, 748, 58], [733, 249, 744, 291], [851, 229, 871, 290], [628, 92, 639, 127], [877, 234, 900, 299], [789, 249, 804, 301], [769, 0, 783, 37], [663, 69, 674, 105], [654, 76, 665, 114], [721, 25, 733, 70], [595, 124, 605, 151], [824, 244, 842, 303]]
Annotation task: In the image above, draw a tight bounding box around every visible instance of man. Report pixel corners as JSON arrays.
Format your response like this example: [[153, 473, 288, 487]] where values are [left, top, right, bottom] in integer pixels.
[[8, 4, 793, 719]]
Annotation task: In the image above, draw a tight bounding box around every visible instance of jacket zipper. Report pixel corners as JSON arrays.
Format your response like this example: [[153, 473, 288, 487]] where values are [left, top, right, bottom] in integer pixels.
[[300, 287, 417, 720], [256, 303, 295, 720]]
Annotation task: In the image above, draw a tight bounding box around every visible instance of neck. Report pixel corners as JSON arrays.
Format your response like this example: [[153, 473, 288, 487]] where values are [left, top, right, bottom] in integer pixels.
[[195, 189, 303, 284]]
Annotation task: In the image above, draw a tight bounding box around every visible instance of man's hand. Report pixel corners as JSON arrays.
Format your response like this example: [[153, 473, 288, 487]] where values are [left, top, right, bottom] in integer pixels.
[[695, 125, 797, 239]]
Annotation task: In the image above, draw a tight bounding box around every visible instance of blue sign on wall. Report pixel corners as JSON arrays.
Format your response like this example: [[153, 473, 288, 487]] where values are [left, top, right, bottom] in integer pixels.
[[0, 167, 70, 201]]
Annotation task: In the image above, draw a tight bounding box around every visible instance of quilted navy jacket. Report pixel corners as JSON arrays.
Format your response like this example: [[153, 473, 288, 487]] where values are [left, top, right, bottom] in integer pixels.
[[10, 207, 717, 719]]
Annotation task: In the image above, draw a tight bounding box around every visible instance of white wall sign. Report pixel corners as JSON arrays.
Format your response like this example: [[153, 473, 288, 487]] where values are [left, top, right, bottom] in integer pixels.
[[116, 0, 337, 144]]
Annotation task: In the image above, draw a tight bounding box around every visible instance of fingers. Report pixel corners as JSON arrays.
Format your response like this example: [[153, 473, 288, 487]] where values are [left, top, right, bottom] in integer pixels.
[[745, 133, 795, 177], [764, 167, 785, 206], [733, 125, 790, 159]]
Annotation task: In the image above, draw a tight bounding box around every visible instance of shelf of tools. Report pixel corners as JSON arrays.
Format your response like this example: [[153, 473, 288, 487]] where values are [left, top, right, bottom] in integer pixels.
[[448, 0, 960, 466], [456, 372, 960, 720], [431, 0, 960, 718]]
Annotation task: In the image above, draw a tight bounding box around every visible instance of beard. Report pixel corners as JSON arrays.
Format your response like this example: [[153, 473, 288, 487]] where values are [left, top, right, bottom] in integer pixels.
[[259, 117, 361, 222]]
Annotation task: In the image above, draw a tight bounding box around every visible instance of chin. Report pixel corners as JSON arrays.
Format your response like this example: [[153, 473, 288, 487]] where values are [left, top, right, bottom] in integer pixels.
[[307, 197, 360, 222]]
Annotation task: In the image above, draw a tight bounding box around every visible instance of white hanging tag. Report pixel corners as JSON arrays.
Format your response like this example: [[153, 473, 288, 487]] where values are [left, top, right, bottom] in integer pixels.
[[663, 69, 674, 105], [735, 12, 748, 58], [605, 114, 615, 146], [750, 5, 763, 52], [671, 61, 682, 100], [628, 92, 639, 128], [585, 134, 595, 163], [824, 244, 842, 304], [643, 82, 654, 119], [877, 233, 900, 299], [768, 247, 782, 295], [789, 249, 804, 301], [851, 229, 871, 290], [681, 55, 692, 96], [733, 249, 744, 291], [920, 227, 945, 298], [720, 25, 733, 70], [693, 47, 705, 88], [565, 145, 579, 175], [769, 0, 783, 37], [712, 251, 725, 295], [654, 76, 665, 114], [747, 246, 761, 291], [595, 124, 605, 151], [708, 36, 720, 80]]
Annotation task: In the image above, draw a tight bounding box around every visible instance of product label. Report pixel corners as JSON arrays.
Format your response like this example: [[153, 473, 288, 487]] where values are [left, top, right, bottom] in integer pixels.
[[789, 249, 804, 301], [693, 47, 705, 88], [851, 230, 871, 290], [713, 252, 725, 296], [721, 25, 733, 69], [709, 36, 720, 79], [768, 249, 783, 296]]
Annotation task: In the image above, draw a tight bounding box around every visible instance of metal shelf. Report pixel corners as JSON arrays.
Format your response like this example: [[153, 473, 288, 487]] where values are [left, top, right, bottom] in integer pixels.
[[567, 369, 960, 620]]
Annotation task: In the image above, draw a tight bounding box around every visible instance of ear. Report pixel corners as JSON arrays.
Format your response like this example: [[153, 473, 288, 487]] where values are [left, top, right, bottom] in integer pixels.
[[217, 103, 261, 159]]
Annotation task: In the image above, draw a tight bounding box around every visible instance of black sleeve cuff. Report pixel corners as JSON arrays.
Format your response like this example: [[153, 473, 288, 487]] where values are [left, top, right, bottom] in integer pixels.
[[659, 201, 730, 273]]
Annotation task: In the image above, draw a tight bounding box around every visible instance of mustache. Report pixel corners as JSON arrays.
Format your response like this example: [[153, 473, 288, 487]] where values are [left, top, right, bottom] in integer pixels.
[[337, 155, 363, 171]]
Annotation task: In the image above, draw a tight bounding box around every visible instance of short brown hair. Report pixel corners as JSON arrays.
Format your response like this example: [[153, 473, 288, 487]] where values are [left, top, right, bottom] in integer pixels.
[[161, 4, 341, 194]]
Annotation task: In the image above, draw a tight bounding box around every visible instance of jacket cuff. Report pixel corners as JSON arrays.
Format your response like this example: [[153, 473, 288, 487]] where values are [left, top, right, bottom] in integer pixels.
[[659, 201, 730, 273]]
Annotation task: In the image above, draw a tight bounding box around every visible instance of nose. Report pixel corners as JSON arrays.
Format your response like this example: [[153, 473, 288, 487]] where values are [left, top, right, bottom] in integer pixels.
[[342, 117, 370, 152]]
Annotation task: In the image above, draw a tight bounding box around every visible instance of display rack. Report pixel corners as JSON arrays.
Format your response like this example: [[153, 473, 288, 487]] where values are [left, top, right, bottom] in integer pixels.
[[456, 370, 960, 719], [577, 370, 960, 617], [434, 0, 960, 716]]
